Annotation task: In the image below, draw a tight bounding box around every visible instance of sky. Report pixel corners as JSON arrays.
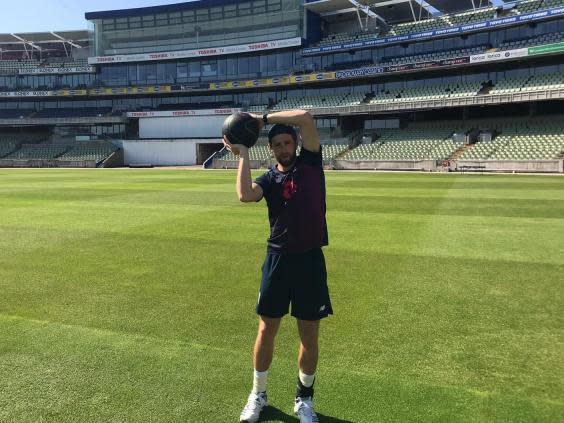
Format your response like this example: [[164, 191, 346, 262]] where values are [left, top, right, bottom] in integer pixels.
[[0, 0, 192, 33]]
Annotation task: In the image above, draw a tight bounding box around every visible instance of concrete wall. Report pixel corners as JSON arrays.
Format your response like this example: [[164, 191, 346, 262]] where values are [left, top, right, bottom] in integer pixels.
[[454, 160, 563, 173], [0, 159, 95, 168], [213, 159, 265, 169], [123, 139, 220, 166], [139, 115, 226, 139], [334, 159, 438, 171]]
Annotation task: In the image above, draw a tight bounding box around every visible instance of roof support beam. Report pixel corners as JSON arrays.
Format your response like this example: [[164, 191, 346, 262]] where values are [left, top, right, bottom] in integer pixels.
[[10, 33, 42, 51], [51, 32, 83, 49], [346, 0, 387, 24], [412, 0, 442, 17]]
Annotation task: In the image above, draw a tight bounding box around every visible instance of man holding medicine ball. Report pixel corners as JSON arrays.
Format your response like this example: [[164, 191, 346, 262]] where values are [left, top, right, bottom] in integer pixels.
[[223, 110, 333, 423]]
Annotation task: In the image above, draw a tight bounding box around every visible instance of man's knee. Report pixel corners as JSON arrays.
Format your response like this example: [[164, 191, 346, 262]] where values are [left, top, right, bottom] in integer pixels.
[[297, 319, 320, 349], [257, 316, 281, 341]]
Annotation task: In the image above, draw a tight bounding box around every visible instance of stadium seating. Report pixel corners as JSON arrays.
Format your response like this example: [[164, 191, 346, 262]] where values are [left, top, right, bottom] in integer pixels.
[[271, 93, 365, 110], [522, 72, 564, 91], [499, 32, 564, 51], [342, 127, 461, 161], [458, 119, 564, 160], [58, 142, 118, 163], [34, 108, 111, 118], [0, 59, 41, 74], [246, 105, 269, 113], [539, 0, 564, 10], [43, 57, 89, 68], [369, 81, 483, 104], [6, 143, 70, 160], [0, 142, 18, 158], [449, 7, 496, 26], [317, 30, 380, 47], [0, 109, 35, 119], [458, 133, 513, 160], [221, 138, 349, 164], [489, 76, 532, 94], [515, 0, 545, 14], [0, 57, 89, 75], [381, 45, 489, 66], [490, 72, 564, 95], [393, 17, 450, 36]]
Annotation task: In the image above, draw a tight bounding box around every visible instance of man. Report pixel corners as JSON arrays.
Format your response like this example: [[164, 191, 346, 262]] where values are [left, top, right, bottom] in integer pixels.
[[223, 109, 333, 423]]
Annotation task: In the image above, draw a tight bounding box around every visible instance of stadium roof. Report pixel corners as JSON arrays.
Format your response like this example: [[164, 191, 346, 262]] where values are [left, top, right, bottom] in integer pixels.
[[304, 0, 507, 23], [85, 0, 240, 20], [0, 31, 89, 56]]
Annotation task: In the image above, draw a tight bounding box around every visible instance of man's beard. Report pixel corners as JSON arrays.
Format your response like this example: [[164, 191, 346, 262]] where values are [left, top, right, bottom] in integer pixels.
[[276, 151, 297, 167]]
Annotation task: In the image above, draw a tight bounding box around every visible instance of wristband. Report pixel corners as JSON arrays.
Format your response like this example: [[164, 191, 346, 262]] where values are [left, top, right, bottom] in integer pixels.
[[262, 113, 269, 125]]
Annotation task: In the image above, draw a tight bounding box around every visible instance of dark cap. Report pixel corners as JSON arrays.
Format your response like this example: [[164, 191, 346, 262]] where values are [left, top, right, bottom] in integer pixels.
[[268, 124, 297, 144]]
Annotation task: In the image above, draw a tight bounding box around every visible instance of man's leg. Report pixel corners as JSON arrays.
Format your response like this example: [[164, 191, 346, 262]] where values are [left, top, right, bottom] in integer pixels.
[[297, 319, 319, 375], [240, 316, 282, 423], [294, 319, 320, 423], [254, 316, 282, 372]]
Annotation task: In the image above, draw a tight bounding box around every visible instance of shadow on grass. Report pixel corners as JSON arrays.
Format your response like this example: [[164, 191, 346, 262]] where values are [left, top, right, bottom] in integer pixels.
[[259, 406, 353, 422]]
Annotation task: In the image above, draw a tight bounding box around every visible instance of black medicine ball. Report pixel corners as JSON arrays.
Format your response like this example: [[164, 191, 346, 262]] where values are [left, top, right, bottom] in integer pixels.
[[222, 112, 260, 148]]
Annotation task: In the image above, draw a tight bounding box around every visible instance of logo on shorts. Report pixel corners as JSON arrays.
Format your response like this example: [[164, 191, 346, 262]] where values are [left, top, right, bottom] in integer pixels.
[[319, 305, 326, 312]]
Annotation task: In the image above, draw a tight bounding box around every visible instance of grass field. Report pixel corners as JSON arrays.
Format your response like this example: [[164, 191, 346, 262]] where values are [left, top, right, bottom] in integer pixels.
[[0, 169, 563, 423]]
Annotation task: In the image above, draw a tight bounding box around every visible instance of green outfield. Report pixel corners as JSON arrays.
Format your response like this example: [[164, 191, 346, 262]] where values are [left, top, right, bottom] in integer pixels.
[[0, 169, 562, 423]]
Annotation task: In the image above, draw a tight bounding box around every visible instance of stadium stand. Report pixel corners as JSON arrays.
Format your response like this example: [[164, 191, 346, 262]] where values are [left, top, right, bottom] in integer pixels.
[[0, 59, 41, 74], [368, 81, 484, 104], [246, 105, 269, 113], [381, 45, 490, 66], [499, 32, 564, 51], [5, 144, 69, 160], [449, 7, 496, 26], [34, 108, 111, 118], [317, 30, 380, 47], [272, 93, 365, 110], [58, 142, 118, 163], [342, 126, 462, 161], [0, 109, 35, 119], [393, 17, 451, 36], [460, 120, 564, 160]]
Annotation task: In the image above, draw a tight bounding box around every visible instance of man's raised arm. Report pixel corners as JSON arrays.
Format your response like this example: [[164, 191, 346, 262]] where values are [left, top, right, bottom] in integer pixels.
[[223, 137, 264, 203], [262, 110, 320, 153]]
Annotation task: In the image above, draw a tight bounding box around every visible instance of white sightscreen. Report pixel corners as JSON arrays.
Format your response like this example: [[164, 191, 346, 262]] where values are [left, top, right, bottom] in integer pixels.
[[139, 115, 226, 139]]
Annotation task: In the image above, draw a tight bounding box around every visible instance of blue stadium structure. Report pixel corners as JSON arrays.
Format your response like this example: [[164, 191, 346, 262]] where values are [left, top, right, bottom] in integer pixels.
[[0, 0, 563, 171]]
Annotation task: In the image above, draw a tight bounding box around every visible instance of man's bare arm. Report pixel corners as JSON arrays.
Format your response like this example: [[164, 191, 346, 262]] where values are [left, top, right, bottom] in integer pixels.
[[223, 137, 264, 203], [257, 110, 320, 153]]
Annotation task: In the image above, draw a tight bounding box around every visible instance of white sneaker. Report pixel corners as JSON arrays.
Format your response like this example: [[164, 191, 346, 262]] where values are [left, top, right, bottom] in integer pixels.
[[240, 391, 268, 423], [294, 396, 319, 423]]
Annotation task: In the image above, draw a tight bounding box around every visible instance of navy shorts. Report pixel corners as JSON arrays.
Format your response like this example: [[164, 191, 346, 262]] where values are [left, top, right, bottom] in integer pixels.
[[256, 247, 333, 321]]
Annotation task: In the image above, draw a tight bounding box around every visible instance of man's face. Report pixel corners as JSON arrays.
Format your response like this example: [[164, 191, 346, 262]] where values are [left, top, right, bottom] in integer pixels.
[[269, 134, 297, 167]]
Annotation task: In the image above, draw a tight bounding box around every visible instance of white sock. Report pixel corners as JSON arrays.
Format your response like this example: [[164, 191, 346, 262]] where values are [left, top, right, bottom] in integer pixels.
[[252, 369, 268, 394], [299, 370, 315, 388]]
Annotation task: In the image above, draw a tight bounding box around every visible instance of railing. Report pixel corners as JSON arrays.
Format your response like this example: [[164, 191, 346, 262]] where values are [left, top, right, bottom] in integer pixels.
[[203, 146, 226, 169], [297, 88, 564, 116]]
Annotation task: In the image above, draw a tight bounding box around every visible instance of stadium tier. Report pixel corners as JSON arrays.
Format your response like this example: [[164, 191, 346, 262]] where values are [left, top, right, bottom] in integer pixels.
[[5, 144, 70, 160], [34, 108, 112, 118], [342, 127, 462, 161], [271, 93, 366, 110], [58, 142, 118, 163], [381, 45, 490, 66]]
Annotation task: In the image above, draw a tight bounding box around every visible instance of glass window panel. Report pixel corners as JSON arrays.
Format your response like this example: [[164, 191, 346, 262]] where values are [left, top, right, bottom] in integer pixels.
[[239, 2, 251, 16], [189, 62, 201, 77], [224, 5, 237, 18], [182, 11, 195, 22], [210, 7, 222, 20], [196, 9, 209, 22]]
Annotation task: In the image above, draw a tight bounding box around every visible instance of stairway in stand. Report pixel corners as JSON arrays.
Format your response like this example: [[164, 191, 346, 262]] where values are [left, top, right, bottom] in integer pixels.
[[450, 144, 471, 160]]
